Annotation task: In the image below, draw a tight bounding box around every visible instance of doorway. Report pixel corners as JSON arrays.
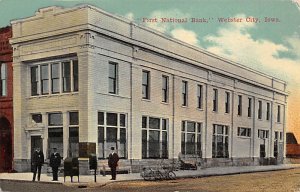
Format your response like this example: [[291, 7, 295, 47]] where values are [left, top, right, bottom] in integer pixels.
[[0, 117, 12, 172]]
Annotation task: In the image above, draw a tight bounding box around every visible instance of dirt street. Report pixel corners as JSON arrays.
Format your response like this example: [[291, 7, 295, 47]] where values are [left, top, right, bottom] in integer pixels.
[[97, 168, 300, 192]]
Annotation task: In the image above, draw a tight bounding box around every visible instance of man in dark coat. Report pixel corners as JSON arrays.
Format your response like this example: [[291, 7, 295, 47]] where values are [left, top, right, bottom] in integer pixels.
[[50, 148, 61, 181], [108, 147, 119, 180], [32, 147, 44, 182]]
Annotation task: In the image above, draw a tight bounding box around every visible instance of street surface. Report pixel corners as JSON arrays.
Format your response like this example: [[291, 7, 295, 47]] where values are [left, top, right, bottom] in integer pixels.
[[1, 168, 300, 192]]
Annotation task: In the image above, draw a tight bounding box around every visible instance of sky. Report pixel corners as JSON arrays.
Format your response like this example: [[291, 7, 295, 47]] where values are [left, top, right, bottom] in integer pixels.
[[0, 0, 300, 139]]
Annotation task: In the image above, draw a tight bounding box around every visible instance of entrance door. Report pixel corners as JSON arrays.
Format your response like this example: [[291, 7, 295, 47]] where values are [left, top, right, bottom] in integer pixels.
[[31, 136, 43, 171], [0, 117, 12, 172]]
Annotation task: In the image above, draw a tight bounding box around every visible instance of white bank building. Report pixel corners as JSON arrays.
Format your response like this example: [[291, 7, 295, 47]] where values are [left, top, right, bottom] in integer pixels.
[[10, 5, 288, 173]]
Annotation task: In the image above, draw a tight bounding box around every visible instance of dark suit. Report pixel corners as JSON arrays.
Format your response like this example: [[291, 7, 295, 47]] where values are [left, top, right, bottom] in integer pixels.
[[108, 152, 119, 180], [32, 150, 44, 181], [50, 152, 61, 181]]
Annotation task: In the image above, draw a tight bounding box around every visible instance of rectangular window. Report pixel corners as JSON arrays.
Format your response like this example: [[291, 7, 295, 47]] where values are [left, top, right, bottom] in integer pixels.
[[258, 101, 262, 119], [277, 105, 281, 123], [266, 103, 270, 121], [181, 121, 202, 156], [212, 124, 229, 158], [225, 92, 230, 113], [238, 95, 242, 116], [31, 66, 39, 96], [41, 65, 49, 95], [197, 85, 203, 109], [30, 59, 78, 96], [258, 129, 269, 139], [142, 116, 168, 159], [98, 112, 127, 159], [237, 127, 251, 137], [213, 89, 218, 112], [182, 81, 188, 106], [62, 61, 71, 92], [48, 113, 63, 126], [109, 62, 118, 94], [162, 75, 169, 103], [248, 98, 252, 117], [51, 63, 60, 94], [0, 63, 7, 96], [48, 128, 63, 158], [142, 70, 150, 99]]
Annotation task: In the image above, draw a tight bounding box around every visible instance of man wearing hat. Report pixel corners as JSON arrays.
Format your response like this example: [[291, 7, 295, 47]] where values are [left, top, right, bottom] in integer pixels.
[[32, 147, 44, 182], [50, 148, 61, 181], [108, 147, 119, 180]]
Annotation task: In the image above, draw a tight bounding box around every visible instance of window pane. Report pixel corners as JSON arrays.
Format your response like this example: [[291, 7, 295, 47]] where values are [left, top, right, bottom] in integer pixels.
[[187, 122, 195, 132], [98, 127, 104, 158], [62, 62, 71, 92], [31, 66, 38, 96], [142, 116, 147, 128], [142, 130, 147, 158], [120, 114, 126, 127], [186, 133, 196, 154], [98, 112, 104, 125], [73, 60, 78, 91], [149, 117, 160, 129], [41, 65, 49, 94], [48, 113, 63, 126], [149, 130, 160, 158], [106, 127, 117, 152], [109, 78, 116, 93], [162, 119, 167, 130], [162, 131, 168, 158], [109, 62, 117, 78], [69, 127, 79, 157], [51, 63, 59, 93], [69, 112, 79, 125], [107, 113, 117, 126], [48, 128, 63, 157], [181, 132, 186, 155], [120, 128, 126, 158]]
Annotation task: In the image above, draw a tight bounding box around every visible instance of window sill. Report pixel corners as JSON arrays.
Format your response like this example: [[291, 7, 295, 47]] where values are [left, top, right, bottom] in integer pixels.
[[142, 98, 151, 102], [237, 136, 251, 139], [28, 92, 78, 99], [161, 101, 170, 105], [197, 108, 204, 111]]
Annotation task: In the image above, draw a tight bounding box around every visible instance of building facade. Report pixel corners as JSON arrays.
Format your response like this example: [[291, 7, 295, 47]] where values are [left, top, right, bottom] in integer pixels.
[[0, 26, 13, 172], [10, 5, 288, 173]]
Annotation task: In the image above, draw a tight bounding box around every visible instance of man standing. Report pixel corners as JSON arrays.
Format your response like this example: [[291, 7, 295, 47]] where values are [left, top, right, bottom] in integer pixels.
[[108, 147, 119, 180], [32, 147, 44, 182], [50, 148, 61, 181]]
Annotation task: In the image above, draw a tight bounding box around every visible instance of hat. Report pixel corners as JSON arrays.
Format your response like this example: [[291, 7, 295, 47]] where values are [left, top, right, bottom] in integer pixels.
[[111, 147, 115, 150]]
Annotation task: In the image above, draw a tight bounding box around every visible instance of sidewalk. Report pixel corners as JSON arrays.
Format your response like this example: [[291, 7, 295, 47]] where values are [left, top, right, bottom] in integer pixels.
[[1, 164, 300, 187]]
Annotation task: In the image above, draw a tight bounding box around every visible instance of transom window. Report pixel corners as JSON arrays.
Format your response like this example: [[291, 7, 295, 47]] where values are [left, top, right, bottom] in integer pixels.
[[0, 63, 7, 96], [98, 112, 127, 159], [212, 124, 229, 158], [181, 121, 202, 156], [258, 129, 269, 139], [30, 59, 78, 96], [142, 116, 168, 159], [237, 127, 251, 137]]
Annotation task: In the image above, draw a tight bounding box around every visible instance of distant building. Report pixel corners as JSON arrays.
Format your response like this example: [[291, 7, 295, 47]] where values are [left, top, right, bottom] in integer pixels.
[[10, 5, 288, 173], [0, 26, 13, 172]]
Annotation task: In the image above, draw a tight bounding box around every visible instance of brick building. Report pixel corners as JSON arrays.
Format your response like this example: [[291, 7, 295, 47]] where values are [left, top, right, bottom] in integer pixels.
[[0, 26, 13, 172], [10, 5, 287, 173]]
